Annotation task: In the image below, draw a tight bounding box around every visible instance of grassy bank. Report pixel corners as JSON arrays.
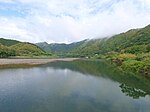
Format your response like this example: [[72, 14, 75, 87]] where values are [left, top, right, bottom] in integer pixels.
[[93, 52, 150, 77]]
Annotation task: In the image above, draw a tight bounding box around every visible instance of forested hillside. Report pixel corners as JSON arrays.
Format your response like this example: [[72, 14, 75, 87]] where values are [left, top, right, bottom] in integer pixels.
[[0, 38, 50, 58], [69, 24, 150, 57], [36, 39, 88, 53], [36, 24, 150, 76], [0, 43, 16, 58], [0, 24, 149, 76], [70, 25, 150, 76], [36, 24, 149, 57], [0, 38, 20, 46]]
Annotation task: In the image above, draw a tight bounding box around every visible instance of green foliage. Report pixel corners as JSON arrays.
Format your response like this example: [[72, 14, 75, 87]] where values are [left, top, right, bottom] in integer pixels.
[[0, 38, 51, 58], [120, 60, 150, 74], [67, 24, 150, 57], [10, 42, 48, 56], [122, 45, 148, 54], [0, 38, 20, 46], [147, 44, 150, 52], [36, 24, 150, 58], [36, 39, 88, 53], [71, 39, 103, 57], [0, 44, 16, 58], [136, 53, 150, 61], [100, 25, 150, 53], [118, 53, 137, 60]]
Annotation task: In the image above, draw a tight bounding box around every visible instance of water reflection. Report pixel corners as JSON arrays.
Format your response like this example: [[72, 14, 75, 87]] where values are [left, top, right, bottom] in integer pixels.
[[120, 84, 148, 99], [44, 59, 150, 99], [0, 60, 150, 112]]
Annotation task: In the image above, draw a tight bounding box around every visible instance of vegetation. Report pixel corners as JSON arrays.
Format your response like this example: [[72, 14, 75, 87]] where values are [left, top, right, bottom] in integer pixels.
[[35, 24, 150, 77], [1, 24, 150, 77], [0, 38, 52, 58], [10, 42, 48, 56], [0, 38, 20, 46], [0, 44, 15, 58], [36, 39, 88, 54]]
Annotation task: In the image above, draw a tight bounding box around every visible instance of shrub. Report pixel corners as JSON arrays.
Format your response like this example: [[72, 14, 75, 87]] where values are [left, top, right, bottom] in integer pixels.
[[123, 45, 147, 54], [121, 60, 150, 74], [118, 53, 137, 61]]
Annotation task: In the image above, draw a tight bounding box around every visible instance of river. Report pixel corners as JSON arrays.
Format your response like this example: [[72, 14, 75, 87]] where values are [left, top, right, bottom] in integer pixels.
[[0, 60, 150, 112]]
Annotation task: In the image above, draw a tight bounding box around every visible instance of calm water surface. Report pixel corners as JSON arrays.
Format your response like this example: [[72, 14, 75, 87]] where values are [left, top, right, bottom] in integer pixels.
[[0, 60, 150, 112]]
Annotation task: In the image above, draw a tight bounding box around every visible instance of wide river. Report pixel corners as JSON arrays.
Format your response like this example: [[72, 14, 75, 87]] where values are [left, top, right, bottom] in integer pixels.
[[0, 60, 150, 112]]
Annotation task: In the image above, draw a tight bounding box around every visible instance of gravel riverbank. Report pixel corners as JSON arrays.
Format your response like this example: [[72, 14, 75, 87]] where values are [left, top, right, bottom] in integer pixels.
[[0, 58, 78, 66]]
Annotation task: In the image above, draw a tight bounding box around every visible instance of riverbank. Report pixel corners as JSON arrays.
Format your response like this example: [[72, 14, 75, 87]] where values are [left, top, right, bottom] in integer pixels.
[[0, 58, 79, 66], [93, 52, 150, 77]]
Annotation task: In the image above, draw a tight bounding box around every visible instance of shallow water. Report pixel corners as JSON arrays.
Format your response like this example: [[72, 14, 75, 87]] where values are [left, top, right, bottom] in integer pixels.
[[0, 60, 150, 112]]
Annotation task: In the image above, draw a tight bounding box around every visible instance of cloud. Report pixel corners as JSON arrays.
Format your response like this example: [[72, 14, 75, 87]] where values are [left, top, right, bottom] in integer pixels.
[[0, 0, 150, 43], [0, 0, 14, 3]]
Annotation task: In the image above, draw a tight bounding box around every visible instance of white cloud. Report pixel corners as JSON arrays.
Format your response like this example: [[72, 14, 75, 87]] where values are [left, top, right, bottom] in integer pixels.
[[0, 0, 14, 3], [0, 0, 150, 43]]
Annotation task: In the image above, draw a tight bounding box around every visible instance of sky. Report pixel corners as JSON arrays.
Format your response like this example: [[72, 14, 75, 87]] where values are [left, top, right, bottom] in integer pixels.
[[0, 0, 150, 43]]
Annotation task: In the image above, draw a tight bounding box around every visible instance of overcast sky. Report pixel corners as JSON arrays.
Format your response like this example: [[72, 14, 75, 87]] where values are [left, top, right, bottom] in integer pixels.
[[0, 0, 150, 43]]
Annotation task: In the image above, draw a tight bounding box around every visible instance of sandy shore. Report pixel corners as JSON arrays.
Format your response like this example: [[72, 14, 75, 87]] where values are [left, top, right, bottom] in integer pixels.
[[0, 58, 79, 66]]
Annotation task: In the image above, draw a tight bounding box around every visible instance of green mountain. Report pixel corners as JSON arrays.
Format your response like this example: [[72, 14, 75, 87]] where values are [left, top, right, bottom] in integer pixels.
[[68, 24, 149, 76], [69, 24, 150, 57], [99, 24, 150, 53], [36, 24, 150, 57], [1, 24, 150, 60], [36, 24, 150, 76], [10, 42, 47, 56], [0, 24, 149, 76], [0, 38, 20, 46], [36, 39, 88, 53], [0, 38, 49, 58]]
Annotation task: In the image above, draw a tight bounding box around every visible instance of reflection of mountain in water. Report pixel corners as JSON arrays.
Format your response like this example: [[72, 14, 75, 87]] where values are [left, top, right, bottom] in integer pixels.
[[120, 83, 148, 99], [42, 59, 150, 99]]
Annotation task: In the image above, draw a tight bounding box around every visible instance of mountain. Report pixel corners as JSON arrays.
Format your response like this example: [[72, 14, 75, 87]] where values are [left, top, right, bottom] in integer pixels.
[[0, 24, 149, 76], [1, 24, 149, 58], [36, 24, 150, 57], [36, 24, 150, 58], [0, 38, 20, 46], [10, 42, 47, 56], [1, 25, 149, 76], [69, 24, 150, 57], [99, 24, 150, 53], [65, 24, 149, 76], [0, 38, 49, 58], [36, 39, 88, 53]]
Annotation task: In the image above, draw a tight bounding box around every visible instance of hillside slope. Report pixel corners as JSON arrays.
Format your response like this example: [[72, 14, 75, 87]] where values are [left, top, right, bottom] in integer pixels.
[[0, 39, 49, 58], [0, 43, 15, 58], [36, 39, 88, 53], [69, 24, 150, 76], [0, 38, 20, 46], [10, 42, 47, 56], [36, 24, 150, 76], [70, 24, 150, 57], [36, 24, 150, 57]]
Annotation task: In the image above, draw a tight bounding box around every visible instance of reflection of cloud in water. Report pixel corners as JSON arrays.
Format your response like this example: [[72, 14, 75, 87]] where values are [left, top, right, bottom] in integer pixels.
[[0, 63, 150, 112]]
